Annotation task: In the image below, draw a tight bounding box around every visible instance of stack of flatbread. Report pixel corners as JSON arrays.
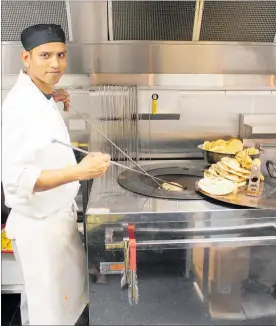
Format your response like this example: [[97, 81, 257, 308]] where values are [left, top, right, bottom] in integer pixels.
[[204, 157, 250, 189], [199, 154, 264, 196], [235, 152, 263, 180]]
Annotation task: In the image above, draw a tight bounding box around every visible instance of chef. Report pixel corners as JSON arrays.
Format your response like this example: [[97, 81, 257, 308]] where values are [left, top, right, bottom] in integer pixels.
[[2, 24, 110, 325]]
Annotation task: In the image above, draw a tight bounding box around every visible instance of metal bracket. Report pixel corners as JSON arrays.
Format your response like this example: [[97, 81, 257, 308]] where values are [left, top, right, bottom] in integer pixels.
[[65, 0, 73, 41], [192, 0, 205, 41], [107, 0, 114, 41]]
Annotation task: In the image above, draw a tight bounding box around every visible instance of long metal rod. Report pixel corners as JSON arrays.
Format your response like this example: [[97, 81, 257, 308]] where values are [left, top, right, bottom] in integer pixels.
[[105, 236, 276, 250], [107, 223, 276, 235], [52, 139, 186, 189], [54, 90, 162, 187]]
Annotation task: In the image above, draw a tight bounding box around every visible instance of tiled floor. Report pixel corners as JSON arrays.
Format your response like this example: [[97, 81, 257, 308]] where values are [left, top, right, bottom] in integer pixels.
[[1, 294, 21, 326]]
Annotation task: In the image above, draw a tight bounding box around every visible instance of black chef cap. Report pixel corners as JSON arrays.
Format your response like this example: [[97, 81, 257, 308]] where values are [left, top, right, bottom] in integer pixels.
[[21, 24, 66, 51]]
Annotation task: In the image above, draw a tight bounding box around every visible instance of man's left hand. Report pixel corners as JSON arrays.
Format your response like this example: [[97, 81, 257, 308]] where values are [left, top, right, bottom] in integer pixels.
[[52, 89, 70, 112]]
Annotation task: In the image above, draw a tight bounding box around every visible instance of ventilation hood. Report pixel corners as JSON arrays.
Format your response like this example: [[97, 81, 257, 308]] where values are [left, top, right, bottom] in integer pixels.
[[1, 1, 108, 42], [111, 0, 276, 42], [2, 1, 276, 43], [1, 0, 276, 85]]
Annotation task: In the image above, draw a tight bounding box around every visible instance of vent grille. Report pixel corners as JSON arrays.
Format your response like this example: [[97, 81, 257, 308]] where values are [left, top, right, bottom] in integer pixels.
[[1, 1, 69, 42], [200, 1, 276, 42], [112, 1, 195, 41]]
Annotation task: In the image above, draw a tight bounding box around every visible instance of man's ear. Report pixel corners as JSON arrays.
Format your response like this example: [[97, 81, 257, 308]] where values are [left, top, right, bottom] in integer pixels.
[[21, 50, 31, 69]]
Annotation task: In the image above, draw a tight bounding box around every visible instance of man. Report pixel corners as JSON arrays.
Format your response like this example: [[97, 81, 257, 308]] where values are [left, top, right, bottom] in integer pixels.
[[2, 24, 110, 325]]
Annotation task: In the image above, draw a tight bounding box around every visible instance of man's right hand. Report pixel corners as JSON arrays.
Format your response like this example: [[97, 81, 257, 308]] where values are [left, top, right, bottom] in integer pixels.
[[76, 153, 111, 181], [33, 152, 111, 192]]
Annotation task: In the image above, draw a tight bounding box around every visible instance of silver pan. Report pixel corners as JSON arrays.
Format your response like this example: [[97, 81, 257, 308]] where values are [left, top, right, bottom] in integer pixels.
[[198, 144, 262, 165], [266, 160, 276, 179]]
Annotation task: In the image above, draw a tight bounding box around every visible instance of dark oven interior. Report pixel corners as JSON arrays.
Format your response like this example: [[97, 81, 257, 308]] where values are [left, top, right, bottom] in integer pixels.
[[87, 221, 276, 325], [117, 163, 206, 200]]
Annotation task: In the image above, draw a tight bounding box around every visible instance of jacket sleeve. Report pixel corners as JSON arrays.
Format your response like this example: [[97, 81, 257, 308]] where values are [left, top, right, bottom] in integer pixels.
[[2, 106, 51, 199]]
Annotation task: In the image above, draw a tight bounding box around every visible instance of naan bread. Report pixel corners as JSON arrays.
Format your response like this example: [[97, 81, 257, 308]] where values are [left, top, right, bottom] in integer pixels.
[[208, 167, 220, 178], [212, 164, 241, 182], [217, 161, 249, 179], [236, 180, 247, 188], [204, 170, 213, 179], [202, 138, 259, 156], [221, 157, 241, 171], [198, 177, 236, 196], [226, 138, 243, 153], [204, 170, 223, 180], [161, 182, 183, 192]]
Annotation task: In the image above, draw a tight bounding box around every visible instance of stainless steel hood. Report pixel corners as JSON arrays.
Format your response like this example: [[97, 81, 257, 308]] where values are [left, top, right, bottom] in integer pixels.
[[1, 1, 108, 42], [111, 1, 195, 41], [2, 1, 276, 43], [1, 1, 71, 42], [2, 42, 276, 75], [110, 0, 276, 42], [199, 1, 276, 42], [2, 1, 276, 88]]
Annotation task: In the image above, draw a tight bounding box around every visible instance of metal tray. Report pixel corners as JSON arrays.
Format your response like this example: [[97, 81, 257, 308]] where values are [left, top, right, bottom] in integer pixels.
[[195, 179, 276, 210], [197, 144, 261, 164]]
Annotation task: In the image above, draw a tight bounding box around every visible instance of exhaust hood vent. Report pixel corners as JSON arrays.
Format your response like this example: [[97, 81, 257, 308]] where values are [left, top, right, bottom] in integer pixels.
[[200, 1, 276, 42], [112, 1, 195, 41], [1, 1, 70, 42], [111, 0, 276, 43], [2, 0, 276, 44]]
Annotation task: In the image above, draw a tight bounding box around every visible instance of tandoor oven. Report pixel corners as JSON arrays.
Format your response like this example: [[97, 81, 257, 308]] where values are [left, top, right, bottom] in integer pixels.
[[85, 211, 276, 326]]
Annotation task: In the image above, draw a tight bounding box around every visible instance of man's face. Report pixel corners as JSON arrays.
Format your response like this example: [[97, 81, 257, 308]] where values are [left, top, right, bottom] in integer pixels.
[[21, 42, 67, 87]]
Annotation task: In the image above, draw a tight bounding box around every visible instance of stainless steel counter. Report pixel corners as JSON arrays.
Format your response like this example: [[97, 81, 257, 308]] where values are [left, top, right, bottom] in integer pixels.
[[85, 160, 276, 325], [86, 160, 276, 217], [1, 253, 24, 294]]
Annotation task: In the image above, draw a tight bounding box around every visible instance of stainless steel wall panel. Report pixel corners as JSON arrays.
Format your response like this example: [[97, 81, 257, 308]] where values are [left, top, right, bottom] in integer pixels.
[[69, 1, 108, 42], [2, 42, 276, 76], [136, 90, 276, 158], [91, 74, 276, 90]]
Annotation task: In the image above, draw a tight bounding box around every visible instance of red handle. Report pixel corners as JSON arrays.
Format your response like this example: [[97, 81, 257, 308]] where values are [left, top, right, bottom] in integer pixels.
[[129, 239, 136, 271], [128, 224, 135, 239]]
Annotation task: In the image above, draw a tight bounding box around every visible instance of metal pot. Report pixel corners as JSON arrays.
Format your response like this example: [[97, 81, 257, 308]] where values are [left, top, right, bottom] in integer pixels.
[[197, 144, 261, 165]]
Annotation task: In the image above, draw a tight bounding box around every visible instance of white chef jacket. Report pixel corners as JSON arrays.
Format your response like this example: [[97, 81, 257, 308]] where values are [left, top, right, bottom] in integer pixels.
[[2, 70, 80, 237], [2, 71, 88, 326]]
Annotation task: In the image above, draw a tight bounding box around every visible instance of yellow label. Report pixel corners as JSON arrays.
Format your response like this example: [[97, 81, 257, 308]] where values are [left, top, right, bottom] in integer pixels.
[[152, 100, 157, 114]]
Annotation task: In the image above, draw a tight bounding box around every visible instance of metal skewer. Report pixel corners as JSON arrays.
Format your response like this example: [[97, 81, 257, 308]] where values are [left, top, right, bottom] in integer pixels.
[[54, 90, 162, 188], [52, 139, 186, 190]]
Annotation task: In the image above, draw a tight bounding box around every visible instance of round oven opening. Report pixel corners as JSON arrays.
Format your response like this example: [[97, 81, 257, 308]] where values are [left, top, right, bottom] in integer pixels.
[[117, 163, 204, 200], [144, 174, 200, 192]]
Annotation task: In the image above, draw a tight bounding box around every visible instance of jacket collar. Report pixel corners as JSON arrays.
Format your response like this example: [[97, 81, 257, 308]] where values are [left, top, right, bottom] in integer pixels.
[[17, 70, 54, 104]]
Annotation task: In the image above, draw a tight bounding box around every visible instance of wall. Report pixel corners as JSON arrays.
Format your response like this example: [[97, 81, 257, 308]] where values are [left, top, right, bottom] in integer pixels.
[[2, 76, 276, 159], [1, 74, 94, 147], [138, 89, 276, 158]]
